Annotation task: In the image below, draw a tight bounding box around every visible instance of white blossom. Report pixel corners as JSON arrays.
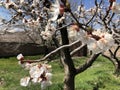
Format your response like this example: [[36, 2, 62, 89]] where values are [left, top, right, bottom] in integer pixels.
[[20, 0, 25, 4], [68, 29, 78, 39], [32, 0, 40, 7], [111, 2, 120, 14], [19, 62, 52, 89], [18, 61, 26, 68], [57, 16, 65, 24], [87, 38, 102, 54], [17, 53, 24, 60], [5, 0, 18, 9], [45, 73, 52, 81], [86, 8, 96, 15], [89, 31, 114, 53], [24, 63, 33, 70], [80, 33, 92, 44], [97, 33, 114, 51], [41, 81, 52, 90], [20, 77, 30, 87], [77, 30, 115, 54], [41, 31, 53, 40], [31, 78, 38, 83], [67, 24, 80, 41], [41, 22, 57, 40], [92, 30, 103, 37], [77, 5, 85, 12], [29, 65, 43, 79], [49, 0, 64, 21]]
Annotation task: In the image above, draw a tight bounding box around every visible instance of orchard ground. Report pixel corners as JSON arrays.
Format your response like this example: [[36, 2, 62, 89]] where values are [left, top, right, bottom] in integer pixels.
[[0, 55, 120, 90]]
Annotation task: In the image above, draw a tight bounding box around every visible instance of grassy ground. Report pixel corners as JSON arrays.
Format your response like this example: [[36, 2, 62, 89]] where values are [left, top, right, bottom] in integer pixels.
[[0, 55, 120, 90]]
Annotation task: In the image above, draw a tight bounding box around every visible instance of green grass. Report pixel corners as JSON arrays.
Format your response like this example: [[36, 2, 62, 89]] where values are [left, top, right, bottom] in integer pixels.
[[0, 55, 120, 90]]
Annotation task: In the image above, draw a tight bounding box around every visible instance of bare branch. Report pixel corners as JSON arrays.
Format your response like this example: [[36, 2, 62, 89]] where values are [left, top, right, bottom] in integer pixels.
[[55, 23, 71, 31], [103, 7, 111, 21], [86, 0, 102, 25], [109, 49, 120, 62], [102, 54, 116, 66], [68, 10, 87, 31], [22, 39, 81, 63], [114, 46, 120, 58], [76, 53, 100, 74], [108, 13, 115, 24], [70, 44, 85, 56]]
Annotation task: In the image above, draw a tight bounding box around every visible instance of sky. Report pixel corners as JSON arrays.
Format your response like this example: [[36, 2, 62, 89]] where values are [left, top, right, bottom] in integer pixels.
[[0, 6, 11, 20], [0, 0, 120, 20], [0, 0, 119, 32]]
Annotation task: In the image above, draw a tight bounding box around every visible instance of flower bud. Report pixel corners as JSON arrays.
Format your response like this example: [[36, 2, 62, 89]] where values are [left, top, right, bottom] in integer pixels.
[[17, 54, 24, 61]]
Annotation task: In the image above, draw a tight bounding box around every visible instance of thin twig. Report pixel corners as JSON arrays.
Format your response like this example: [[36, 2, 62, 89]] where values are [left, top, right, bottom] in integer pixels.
[[55, 23, 71, 31], [114, 46, 120, 59], [86, 0, 102, 25], [69, 10, 87, 31]]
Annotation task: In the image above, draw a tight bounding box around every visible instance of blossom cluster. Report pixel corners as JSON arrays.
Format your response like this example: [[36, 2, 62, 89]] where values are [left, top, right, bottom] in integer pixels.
[[1, 0, 47, 29], [41, 22, 57, 40], [17, 54, 52, 90], [109, 0, 120, 14], [40, 0, 66, 40], [86, 31, 114, 54], [67, 24, 115, 54]]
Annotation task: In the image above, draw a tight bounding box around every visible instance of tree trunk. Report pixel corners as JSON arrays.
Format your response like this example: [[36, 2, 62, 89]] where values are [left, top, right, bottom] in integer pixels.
[[60, 48, 76, 90], [59, 23, 76, 90], [114, 61, 120, 76], [64, 73, 75, 90]]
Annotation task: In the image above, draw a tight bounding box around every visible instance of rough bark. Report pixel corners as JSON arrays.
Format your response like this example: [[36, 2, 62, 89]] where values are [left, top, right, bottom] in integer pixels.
[[60, 24, 76, 90], [64, 74, 75, 90], [114, 61, 120, 76]]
